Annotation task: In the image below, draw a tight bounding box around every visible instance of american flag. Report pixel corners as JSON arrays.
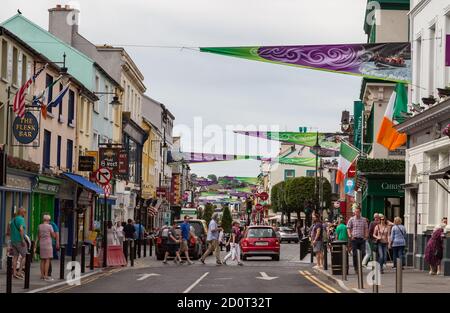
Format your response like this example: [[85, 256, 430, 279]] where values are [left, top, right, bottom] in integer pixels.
[[148, 206, 158, 216], [12, 65, 47, 118]]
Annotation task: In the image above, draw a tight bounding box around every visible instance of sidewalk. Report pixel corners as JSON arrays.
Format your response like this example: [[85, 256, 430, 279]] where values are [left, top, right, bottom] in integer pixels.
[[311, 252, 450, 293]]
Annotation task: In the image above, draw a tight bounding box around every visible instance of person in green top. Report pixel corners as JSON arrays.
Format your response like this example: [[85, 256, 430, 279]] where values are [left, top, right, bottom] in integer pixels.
[[335, 217, 349, 242], [9, 207, 27, 279]]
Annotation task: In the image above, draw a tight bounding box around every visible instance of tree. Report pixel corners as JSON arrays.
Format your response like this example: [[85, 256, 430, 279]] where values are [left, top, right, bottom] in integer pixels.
[[203, 203, 214, 225], [221, 206, 232, 233], [207, 174, 218, 183], [285, 177, 315, 223]]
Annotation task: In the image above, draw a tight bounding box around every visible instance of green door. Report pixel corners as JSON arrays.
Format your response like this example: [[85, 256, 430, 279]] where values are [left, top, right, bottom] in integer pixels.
[[31, 193, 55, 241]]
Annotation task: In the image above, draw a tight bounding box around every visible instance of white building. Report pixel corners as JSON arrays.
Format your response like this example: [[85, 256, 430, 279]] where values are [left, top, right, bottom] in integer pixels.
[[396, 0, 450, 275]]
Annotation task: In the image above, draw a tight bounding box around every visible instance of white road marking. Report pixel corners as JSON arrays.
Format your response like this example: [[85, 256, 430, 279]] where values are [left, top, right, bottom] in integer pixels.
[[137, 273, 161, 281], [183, 272, 209, 293], [256, 272, 278, 281]]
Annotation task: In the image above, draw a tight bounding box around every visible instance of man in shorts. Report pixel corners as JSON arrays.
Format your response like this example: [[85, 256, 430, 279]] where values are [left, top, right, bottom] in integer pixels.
[[9, 207, 27, 279], [163, 220, 182, 264], [180, 215, 194, 265]]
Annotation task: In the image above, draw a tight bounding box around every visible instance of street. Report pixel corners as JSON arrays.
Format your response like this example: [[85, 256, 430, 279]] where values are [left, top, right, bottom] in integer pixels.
[[43, 244, 342, 294]]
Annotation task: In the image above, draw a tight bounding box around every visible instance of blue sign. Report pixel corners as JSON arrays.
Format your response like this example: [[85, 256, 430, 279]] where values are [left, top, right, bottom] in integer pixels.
[[12, 112, 39, 144], [345, 179, 355, 196]]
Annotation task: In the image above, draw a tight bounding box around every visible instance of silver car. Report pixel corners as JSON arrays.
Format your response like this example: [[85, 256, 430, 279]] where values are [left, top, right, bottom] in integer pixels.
[[277, 227, 299, 243]]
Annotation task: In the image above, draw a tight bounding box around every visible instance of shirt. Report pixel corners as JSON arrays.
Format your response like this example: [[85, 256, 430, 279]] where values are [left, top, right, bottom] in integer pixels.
[[10, 216, 26, 244], [134, 224, 145, 239], [50, 221, 59, 245], [123, 224, 135, 239], [168, 227, 179, 244], [310, 223, 323, 242], [335, 223, 349, 241], [390, 225, 406, 247], [207, 219, 219, 241], [347, 216, 368, 239], [180, 222, 190, 241]]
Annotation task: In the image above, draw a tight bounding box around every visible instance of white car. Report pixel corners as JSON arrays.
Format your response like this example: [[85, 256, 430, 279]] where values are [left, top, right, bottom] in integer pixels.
[[277, 227, 299, 243]]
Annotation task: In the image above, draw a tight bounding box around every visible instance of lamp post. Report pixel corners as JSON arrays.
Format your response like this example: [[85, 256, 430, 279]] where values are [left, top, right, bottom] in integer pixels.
[[312, 132, 322, 214]]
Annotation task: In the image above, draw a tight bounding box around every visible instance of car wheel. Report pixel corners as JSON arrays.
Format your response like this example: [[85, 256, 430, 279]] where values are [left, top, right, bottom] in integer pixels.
[[272, 255, 280, 261]]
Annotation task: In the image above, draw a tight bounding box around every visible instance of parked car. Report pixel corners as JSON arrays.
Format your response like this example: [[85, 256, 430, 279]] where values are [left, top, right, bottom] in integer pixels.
[[240, 226, 280, 261], [277, 227, 299, 243]]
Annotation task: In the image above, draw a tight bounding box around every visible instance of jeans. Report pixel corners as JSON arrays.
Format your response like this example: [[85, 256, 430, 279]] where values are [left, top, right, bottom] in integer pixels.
[[392, 246, 405, 268], [362, 241, 372, 265], [351, 238, 366, 271], [377, 243, 387, 269]]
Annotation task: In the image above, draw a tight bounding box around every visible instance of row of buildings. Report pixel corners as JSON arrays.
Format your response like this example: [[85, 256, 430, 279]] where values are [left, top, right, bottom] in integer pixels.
[[0, 5, 191, 265]]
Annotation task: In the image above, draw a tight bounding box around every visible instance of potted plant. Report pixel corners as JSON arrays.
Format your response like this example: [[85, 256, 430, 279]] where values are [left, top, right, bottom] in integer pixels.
[[443, 124, 450, 139], [437, 87, 450, 98], [422, 95, 437, 105]]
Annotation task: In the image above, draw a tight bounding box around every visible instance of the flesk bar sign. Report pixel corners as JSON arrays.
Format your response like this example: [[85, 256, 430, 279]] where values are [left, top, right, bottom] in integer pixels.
[[12, 112, 39, 144]]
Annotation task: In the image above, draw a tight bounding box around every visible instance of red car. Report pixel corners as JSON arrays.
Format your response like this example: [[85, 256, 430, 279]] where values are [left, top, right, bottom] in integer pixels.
[[240, 226, 280, 261]]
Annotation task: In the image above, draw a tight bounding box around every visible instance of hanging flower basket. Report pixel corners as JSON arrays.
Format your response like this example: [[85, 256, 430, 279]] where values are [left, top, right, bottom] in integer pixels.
[[422, 96, 437, 106], [443, 124, 450, 138], [437, 88, 450, 98]]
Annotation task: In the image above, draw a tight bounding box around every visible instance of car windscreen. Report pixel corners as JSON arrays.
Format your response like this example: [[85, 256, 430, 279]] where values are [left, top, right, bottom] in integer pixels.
[[247, 228, 276, 238], [281, 228, 294, 233]]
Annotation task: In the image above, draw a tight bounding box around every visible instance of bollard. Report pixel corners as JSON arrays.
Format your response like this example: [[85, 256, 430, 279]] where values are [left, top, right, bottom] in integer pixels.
[[137, 239, 142, 258], [372, 251, 378, 293], [89, 244, 94, 270], [342, 244, 347, 281], [123, 239, 129, 262], [24, 252, 31, 289], [357, 249, 364, 289], [6, 255, 13, 294], [71, 244, 77, 273], [30, 241, 35, 263], [323, 242, 328, 271], [60, 246, 66, 280], [130, 240, 134, 267], [143, 238, 147, 257], [396, 257, 403, 293], [149, 238, 153, 257], [310, 240, 314, 264], [81, 245, 86, 274]]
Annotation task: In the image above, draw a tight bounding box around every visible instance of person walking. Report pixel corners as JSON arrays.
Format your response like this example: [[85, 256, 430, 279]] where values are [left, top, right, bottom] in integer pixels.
[[163, 220, 182, 264], [373, 214, 390, 273], [310, 213, 324, 268], [218, 227, 225, 252], [123, 219, 135, 240], [335, 217, 348, 242], [222, 221, 244, 266], [347, 207, 369, 272], [35, 214, 56, 281], [425, 224, 445, 275], [389, 217, 407, 269], [114, 221, 125, 247], [180, 215, 194, 265], [362, 213, 380, 267], [9, 207, 28, 280], [200, 213, 222, 265]]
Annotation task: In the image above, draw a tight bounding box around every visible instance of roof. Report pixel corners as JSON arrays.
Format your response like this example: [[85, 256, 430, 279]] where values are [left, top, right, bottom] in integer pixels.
[[1, 14, 95, 89], [62, 172, 104, 194]]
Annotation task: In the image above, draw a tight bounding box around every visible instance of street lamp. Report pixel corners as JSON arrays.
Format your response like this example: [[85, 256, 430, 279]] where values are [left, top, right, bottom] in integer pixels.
[[312, 131, 322, 215], [93, 91, 122, 106]]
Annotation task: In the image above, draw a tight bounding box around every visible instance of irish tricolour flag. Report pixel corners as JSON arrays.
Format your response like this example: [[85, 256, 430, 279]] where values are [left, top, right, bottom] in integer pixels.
[[376, 83, 407, 150], [336, 141, 359, 185]]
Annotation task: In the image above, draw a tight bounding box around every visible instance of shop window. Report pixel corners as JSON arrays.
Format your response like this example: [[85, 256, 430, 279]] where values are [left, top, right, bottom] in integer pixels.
[[43, 129, 51, 169]]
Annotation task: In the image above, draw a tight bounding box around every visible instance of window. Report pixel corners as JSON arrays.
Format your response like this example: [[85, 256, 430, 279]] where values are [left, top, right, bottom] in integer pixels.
[[66, 139, 73, 172], [12, 47, 18, 85], [21, 54, 27, 85], [429, 25, 436, 97], [58, 83, 63, 117], [43, 129, 51, 170], [306, 170, 316, 177], [68, 90, 75, 126], [79, 98, 85, 131], [94, 76, 99, 112], [104, 84, 109, 119], [1, 40, 7, 79], [284, 169, 295, 180], [45, 74, 54, 113], [415, 37, 422, 103], [57, 136, 61, 168]]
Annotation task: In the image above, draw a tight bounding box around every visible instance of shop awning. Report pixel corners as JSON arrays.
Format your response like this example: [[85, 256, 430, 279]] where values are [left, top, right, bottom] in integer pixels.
[[429, 165, 450, 180], [62, 173, 104, 195]]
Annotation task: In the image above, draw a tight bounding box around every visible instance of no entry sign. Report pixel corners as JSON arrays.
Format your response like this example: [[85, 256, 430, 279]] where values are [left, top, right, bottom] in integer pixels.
[[95, 167, 112, 185], [258, 192, 269, 201]]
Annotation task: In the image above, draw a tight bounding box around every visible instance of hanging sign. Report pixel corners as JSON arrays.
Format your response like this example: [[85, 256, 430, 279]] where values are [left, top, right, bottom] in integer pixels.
[[118, 150, 128, 176], [78, 156, 95, 172], [99, 147, 120, 174], [12, 112, 39, 144]]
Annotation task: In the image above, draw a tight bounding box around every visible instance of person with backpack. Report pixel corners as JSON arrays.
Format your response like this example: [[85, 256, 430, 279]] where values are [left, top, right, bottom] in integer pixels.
[[222, 221, 244, 266], [310, 213, 324, 268], [9, 207, 28, 280], [389, 217, 407, 269]]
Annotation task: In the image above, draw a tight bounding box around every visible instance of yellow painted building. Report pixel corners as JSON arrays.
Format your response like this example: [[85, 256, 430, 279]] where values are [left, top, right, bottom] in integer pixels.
[[142, 118, 158, 200]]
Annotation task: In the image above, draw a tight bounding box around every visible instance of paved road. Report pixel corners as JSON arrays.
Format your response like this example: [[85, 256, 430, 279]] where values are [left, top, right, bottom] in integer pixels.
[[43, 243, 345, 294]]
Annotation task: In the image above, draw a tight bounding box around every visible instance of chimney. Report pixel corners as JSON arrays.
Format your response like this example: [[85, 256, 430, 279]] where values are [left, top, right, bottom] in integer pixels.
[[48, 4, 80, 45]]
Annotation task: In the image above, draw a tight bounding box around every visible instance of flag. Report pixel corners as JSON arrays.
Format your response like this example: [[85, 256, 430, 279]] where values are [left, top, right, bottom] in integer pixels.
[[41, 82, 69, 119], [34, 75, 62, 106], [376, 83, 407, 150], [12, 65, 47, 117], [336, 141, 359, 185]]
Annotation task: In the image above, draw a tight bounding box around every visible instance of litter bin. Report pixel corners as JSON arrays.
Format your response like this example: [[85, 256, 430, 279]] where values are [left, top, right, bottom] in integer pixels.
[[300, 237, 310, 260], [331, 240, 349, 275]]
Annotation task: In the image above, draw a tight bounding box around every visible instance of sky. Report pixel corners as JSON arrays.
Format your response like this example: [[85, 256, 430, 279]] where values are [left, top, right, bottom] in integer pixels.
[[1, 0, 368, 177]]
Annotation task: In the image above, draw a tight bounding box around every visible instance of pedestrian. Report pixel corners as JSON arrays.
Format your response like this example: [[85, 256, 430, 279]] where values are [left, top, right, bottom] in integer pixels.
[[200, 213, 222, 265], [373, 214, 390, 273], [218, 227, 225, 252], [35, 214, 56, 281], [46, 213, 60, 277], [425, 224, 445, 275], [123, 219, 135, 240], [134, 221, 145, 241], [163, 220, 182, 264], [114, 221, 125, 246], [362, 213, 379, 267], [107, 221, 119, 246], [180, 215, 194, 265], [346, 207, 369, 272], [310, 213, 324, 268], [335, 217, 348, 242], [222, 221, 244, 266], [389, 217, 407, 269], [9, 207, 28, 280]]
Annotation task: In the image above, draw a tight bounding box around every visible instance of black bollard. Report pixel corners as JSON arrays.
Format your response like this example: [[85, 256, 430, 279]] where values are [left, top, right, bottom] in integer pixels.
[[81, 245, 86, 274], [6, 255, 12, 294], [24, 253, 31, 289], [357, 249, 364, 289], [60, 246, 66, 280], [123, 239, 129, 262], [71, 244, 77, 273], [149, 238, 153, 257], [137, 239, 142, 258], [130, 240, 134, 267], [30, 241, 35, 263], [89, 244, 94, 270], [310, 241, 314, 263], [323, 242, 328, 271], [143, 238, 147, 257]]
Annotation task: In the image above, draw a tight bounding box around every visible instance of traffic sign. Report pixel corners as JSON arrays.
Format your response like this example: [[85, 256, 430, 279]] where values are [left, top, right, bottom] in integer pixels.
[[102, 184, 112, 198], [258, 192, 269, 201], [95, 167, 112, 186], [255, 204, 263, 212]]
